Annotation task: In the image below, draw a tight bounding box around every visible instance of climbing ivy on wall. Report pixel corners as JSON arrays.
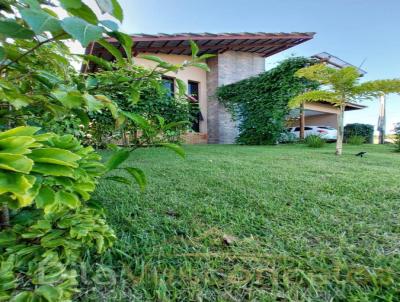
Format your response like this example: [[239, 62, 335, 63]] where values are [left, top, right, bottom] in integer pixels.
[[217, 57, 319, 145]]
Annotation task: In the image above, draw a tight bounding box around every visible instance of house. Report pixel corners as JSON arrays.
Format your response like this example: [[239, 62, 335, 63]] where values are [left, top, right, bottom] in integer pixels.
[[85, 32, 364, 144]]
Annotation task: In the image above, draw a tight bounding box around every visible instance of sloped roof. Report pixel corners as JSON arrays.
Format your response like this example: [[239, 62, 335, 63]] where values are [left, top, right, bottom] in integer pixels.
[[95, 32, 315, 58], [312, 52, 367, 75]]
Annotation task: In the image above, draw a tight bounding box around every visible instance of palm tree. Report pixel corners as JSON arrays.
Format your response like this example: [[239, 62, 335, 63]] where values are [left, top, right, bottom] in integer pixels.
[[289, 64, 400, 155]]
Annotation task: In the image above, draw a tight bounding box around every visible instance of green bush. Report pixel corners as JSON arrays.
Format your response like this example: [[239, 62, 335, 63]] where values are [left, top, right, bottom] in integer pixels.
[[344, 124, 374, 144], [0, 127, 116, 300], [347, 135, 365, 145], [304, 135, 326, 148], [86, 64, 195, 147], [394, 123, 400, 152]]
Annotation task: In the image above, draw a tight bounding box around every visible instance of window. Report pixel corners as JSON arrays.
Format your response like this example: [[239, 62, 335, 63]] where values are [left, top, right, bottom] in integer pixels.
[[294, 126, 312, 131], [188, 81, 199, 100], [162, 76, 175, 96], [319, 126, 335, 130], [188, 81, 201, 132]]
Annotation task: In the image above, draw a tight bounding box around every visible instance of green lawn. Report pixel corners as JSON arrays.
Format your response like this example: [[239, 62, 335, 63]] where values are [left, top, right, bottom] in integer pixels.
[[80, 144, 400, 301]]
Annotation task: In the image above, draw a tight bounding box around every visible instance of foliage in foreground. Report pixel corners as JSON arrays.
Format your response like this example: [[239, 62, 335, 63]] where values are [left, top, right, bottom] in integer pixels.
[[0, 127, 116, 301], [217, 57, 319, 145], [80, 144, 400, 301], [0, 0, 210, 300], [344, 123, 374, 144], [289, 64, 400, 155], [304, 134, 326, 148]]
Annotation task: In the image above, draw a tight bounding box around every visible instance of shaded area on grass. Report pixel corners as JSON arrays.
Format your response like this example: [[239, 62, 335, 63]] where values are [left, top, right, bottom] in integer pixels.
[[80, 144, 400, 301]]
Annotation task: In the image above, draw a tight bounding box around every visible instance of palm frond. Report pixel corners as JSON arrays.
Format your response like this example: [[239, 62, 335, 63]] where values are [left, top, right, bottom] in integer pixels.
[[354, 79, 400, 96], [295, 64, 336, 84], [288, 90, 340, 108]]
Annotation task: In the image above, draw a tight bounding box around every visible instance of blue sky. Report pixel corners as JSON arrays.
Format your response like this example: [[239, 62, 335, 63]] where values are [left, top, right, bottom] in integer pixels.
[[118, 0, 400, 132]]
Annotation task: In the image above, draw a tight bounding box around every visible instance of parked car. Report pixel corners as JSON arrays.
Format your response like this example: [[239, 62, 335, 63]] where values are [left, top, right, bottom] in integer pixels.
[[284, 126, 337, 141]]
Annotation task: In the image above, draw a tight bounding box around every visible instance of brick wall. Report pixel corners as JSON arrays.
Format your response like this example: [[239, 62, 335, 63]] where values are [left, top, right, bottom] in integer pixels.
[[181, 132, 208, 144], [206, 51, 265, 144]]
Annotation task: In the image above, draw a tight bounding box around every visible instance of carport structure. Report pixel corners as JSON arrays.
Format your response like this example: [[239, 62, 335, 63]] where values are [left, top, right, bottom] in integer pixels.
[[288, 101, 366, 129], [291, 52, 367, 138]]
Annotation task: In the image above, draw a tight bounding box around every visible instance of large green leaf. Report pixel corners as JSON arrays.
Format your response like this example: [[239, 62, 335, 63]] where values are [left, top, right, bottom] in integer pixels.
[[125, 167, 146, 190], [110, 0, 123, 22], [34, 70, 63, 88], [59, 0, 82, 9], [104, 149, 130, 171], [108, 31, 132, 61], [95, 95, 119, 118], [139, 54, 164, 64], [158, 143, 185, 158], [56, 191, 80, 209], [66, 3, 98, 24], [28, 148, 81, 168], [20, 8, 62, 34], [0, 154, 33, 173], [122, 111, 151, 130], [0, 126, 40, 140], [51, 90, 85, 109], [0, 136, 36, 155], [0, 172, 34, 196], [79, 54, 113, 71], [176, 78, 187, 97], [35, 186, 56, 212], [191, 62, 210, 72], [104, 175, 131, 185], [31, 163, 75, 178], [96, 0, 113, 14], [97, 39, 123, 63], [0, 19, 35, 39], [100, 20, 119, 31], [189, 40, 199, 57], [0, 172, 37, 208], [84, 93, 103, 112], [61, 17, 103, 47]]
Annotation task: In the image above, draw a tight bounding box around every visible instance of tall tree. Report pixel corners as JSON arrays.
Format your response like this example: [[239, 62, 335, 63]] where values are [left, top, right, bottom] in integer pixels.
[[289, 64, 400, 155]]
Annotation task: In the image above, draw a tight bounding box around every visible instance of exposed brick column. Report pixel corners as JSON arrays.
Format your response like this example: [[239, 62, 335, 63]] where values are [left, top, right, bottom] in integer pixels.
[[206, 51, 265, 144]]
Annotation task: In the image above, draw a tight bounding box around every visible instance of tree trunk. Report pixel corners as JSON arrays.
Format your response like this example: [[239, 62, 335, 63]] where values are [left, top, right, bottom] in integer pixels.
[[0, 204, 10, 229], [299, 102, 305, 140], [335, 105, 345, 155]]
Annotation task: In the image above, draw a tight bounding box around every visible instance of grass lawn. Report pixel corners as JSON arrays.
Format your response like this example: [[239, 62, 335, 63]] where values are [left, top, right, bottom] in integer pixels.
[[80, 144, 400, 301]]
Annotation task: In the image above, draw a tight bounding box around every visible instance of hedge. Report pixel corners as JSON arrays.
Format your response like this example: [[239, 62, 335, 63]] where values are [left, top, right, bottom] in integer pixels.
[[344, 123, 374, 143]]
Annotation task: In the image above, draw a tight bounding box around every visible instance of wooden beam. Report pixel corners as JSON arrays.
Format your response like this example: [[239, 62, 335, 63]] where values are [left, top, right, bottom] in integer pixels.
[[106, 33, 315, 43], [132, 41, 299, 54]]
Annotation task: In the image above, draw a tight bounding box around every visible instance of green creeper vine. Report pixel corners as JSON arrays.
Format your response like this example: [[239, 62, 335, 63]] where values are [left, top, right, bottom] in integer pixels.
[[217, 57, 318, 145]]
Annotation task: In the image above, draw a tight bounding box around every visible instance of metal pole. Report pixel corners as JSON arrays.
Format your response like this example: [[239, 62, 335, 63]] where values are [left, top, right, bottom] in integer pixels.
[[299, 102, 305, 140], [378, 94, 386, 144]]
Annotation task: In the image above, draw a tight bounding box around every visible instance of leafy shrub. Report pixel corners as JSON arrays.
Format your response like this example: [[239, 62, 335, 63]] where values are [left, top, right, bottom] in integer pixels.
[[86, 64, 194, 147], [394, 123, 400, 152], [217, 57, 319, 145], [347, 135, 365, 145], [278, 131, 299, 144], [0, 126, 115, 300], [304, 135, 326, 148], [344, 124, 374, 144]]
